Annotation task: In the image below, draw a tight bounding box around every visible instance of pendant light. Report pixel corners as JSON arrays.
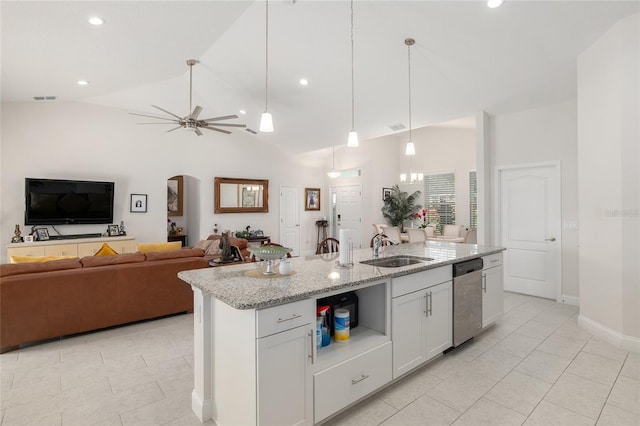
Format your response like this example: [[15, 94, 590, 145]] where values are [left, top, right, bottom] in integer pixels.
[[347, 0, 359, 147], [404, 38, 415, 156], [327, 146, 340, 178], [259, 0, 274, 132]]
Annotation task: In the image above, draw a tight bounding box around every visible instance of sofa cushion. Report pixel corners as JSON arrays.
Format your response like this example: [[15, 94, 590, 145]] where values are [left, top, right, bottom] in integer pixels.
[[196, 239, 221, 256], [81, 252, 146, 268], [94, 243, 118, 256], [145, 247, 205, 262], [10, 255, 78, 264], [1, 258, 82, 277], [207, 234, 248, 250], [136, 241, 182, 253]]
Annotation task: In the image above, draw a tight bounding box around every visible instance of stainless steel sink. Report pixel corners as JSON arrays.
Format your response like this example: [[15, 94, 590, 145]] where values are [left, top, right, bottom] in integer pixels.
[[360, 255, 433, 268]]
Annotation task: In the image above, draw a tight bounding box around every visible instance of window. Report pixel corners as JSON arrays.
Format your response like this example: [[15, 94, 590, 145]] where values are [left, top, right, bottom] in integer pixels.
[[469, 170, 477, 229], [424, 173, 455, 233]]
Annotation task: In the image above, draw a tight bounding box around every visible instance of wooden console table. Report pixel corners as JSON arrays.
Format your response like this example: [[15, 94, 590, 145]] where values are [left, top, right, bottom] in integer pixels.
[[168, 234, 188, 247]]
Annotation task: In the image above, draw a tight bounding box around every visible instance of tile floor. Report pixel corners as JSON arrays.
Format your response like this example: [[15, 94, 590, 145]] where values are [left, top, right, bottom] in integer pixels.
[[1, 292, 638, 426]]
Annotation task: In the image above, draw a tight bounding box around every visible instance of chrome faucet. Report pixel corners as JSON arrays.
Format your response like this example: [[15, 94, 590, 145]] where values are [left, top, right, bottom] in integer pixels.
[[372, 233, 399, 257]]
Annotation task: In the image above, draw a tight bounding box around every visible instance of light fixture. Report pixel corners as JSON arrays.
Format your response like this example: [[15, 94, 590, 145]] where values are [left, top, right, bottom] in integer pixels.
[[259, 0, 274, 132], [77, 80, 89, 86], [88, 17, 105, 26], [347, 0, 359, 148], [239, 109, 246, 115], [299, 78, 308, 86], [404, 38, 415, 156], [487, 0, 504, 8], [399, 156, 423, 184], [327, 146, 341, 178]]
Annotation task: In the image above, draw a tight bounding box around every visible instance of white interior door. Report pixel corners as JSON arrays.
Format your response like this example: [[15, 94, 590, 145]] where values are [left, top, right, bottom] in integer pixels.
[[280, 186, 300, 256], [497, 163, 561, 300], [333, 185, 362, 249]]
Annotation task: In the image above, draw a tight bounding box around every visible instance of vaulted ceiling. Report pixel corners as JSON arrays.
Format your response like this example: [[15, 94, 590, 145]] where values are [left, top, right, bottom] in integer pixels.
[[2, 1, 638, 153]]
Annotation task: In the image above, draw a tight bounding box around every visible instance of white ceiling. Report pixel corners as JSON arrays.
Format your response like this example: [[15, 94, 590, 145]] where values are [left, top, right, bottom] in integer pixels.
[[2, 1, 638, 153]]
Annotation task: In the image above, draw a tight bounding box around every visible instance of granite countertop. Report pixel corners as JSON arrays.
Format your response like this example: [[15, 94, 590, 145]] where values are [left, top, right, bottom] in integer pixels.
[[178, 241, 505, 310]]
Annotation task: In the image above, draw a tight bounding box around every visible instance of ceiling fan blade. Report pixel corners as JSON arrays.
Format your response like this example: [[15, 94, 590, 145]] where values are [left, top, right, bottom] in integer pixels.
[[137, 122, 181, 125], [201, 114, 238, 122], [207, 123, 246, 128], [195, 128, 203, 136], [201, 126, 232, 135], [167, 126, 183, 133], [189, 106, 203, 120], [129, 112, 179, 122], [151, 105, 183, 120]]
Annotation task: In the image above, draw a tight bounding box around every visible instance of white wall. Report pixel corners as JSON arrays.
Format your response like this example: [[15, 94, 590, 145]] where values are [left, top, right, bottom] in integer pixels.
[[491, 101, 579, 300], [577, 13, 639, 349], [0, 102, 325, 262]]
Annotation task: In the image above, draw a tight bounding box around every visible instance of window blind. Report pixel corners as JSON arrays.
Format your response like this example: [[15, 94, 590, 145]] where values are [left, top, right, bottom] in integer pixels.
[[424, 173, 455, 230]]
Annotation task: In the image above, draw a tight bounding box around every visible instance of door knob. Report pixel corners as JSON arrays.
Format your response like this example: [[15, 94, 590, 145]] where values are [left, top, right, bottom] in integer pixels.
[[545, 237, 556, 242]]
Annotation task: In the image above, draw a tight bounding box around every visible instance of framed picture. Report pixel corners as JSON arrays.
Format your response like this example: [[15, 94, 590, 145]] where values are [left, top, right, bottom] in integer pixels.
[[305, 188, 321, 211], [130, 194, 147, 213], [24, 235, 34, 243], [34, 228, 49, 241], [382, 187, 393, 201], [108, 225, 120, 237], [167, 175, 183, 217]]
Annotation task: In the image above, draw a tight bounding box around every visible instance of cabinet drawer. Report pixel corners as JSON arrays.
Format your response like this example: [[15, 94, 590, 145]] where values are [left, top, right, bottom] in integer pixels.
[[44, 244, 78, 257], [7, 246, 46, 261], [256, 298, 313, 338], [483, 252, 503, 269], [314, 341, 392, 423], [392, 266, 451, 297]]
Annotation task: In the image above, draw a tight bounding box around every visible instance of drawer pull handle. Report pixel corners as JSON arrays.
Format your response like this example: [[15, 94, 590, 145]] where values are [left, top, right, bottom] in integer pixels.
[[277, 314, 302, 323], [308, 329, 315, 363], [351, 374, 370, 385], [490, 259, 499, 263]]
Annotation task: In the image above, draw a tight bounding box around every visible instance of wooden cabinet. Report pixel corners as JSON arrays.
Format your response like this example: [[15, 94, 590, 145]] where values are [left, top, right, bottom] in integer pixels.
[[257, 325, 313, 426], [482, 252, 504, 328], [391, 266, 452, 379], [6, 236, 135, 262]]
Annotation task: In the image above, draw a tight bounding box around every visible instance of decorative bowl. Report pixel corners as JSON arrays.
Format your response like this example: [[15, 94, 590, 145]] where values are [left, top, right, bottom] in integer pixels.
[[248, 246, 293, 275]]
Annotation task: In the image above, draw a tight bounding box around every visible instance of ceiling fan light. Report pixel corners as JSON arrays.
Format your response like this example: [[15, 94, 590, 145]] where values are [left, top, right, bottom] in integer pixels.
[[347, 130, 359, 147], [327, 169, 341, 179], [405, 140, 416, 156], [260, 111, 274, 132], [487, 0, 504, 8]]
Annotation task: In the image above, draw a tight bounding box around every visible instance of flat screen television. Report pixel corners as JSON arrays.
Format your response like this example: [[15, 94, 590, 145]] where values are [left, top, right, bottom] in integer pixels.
[[25, 178, 115, 225]]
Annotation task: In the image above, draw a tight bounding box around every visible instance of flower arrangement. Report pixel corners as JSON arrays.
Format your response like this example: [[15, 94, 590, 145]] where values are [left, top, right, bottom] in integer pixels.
[[413, 208, 428, 228]]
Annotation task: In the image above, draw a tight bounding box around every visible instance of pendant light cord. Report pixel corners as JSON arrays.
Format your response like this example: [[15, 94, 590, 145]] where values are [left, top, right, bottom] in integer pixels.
[[265, 0, 269, 112], [350, 0, 355, 131], [189, 62, 193, 113], [407, 40, 412, 142]]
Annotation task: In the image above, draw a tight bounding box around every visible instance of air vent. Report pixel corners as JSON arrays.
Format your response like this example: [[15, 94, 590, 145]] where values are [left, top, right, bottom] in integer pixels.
[[245, 128, 257, 135], [33, 96, 57, 101], [388, 123, 405, 131]]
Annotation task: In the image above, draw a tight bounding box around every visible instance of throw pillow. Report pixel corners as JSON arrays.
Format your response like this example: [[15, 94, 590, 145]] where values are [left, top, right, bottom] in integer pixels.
[[10, 255, 79, 264], [136, 241, 182, 253], [94, 243, 118, 256]]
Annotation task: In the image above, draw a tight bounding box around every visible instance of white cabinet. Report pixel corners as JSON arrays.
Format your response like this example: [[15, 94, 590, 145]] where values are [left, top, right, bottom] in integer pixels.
[[6, 236, 135, 261], [257, 325, 313, 426], [482, 253, 504, 328], [391, 267, 452, 379]]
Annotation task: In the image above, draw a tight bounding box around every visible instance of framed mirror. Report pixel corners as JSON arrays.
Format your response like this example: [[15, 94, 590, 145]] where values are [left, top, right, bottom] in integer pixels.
[[214, 177, 269, 213]]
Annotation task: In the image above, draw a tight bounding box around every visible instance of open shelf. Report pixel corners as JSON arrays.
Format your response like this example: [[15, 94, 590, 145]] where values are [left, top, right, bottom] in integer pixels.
[[313, 325, 389, 372]]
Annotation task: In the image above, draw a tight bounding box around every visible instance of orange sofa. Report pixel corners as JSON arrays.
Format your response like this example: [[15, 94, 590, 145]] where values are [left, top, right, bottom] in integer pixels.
[[0, 247, 209, 353]]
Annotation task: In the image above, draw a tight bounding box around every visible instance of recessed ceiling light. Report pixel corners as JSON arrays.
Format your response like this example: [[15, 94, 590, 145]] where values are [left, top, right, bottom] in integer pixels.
[[88, 17, 106, 25], [77, 80, 90, 86], [299, 78, 308, 86], [239, 109, 246, 115], [487, 0, 504, 8]]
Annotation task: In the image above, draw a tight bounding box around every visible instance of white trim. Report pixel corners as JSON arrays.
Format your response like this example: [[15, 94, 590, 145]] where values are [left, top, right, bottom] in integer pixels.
[[494, 161, 563, 302], [579, 315, 640, 354], [560, 295, 579, 306]]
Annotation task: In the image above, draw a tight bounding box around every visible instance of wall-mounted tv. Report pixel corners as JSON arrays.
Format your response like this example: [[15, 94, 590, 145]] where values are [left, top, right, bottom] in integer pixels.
[[25, 178, 115, 225]]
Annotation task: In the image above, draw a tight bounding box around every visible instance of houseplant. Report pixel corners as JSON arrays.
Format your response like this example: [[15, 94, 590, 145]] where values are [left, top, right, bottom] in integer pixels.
[[381, 185, 422, 232]]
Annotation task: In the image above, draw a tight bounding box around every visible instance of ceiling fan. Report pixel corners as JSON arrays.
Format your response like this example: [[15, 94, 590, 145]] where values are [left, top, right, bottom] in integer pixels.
[[130, 59, 245, 136]]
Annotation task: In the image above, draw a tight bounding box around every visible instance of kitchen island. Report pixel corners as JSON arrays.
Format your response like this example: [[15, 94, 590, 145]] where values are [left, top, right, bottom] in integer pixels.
[[179, 241, 505, 425]]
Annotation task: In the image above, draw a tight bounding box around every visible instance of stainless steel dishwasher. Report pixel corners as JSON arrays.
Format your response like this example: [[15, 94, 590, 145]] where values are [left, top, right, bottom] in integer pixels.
[[452, 257, 484, 347]]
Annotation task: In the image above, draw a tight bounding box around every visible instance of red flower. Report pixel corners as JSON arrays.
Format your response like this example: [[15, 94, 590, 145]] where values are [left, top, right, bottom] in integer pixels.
[[414, 212, 421, 218]]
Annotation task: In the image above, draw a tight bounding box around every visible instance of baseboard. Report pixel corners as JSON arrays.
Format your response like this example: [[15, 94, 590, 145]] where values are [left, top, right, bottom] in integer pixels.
[[192, 390, 213, 423], [578, 315, 640, 353], [560, 295, 579, 306]]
